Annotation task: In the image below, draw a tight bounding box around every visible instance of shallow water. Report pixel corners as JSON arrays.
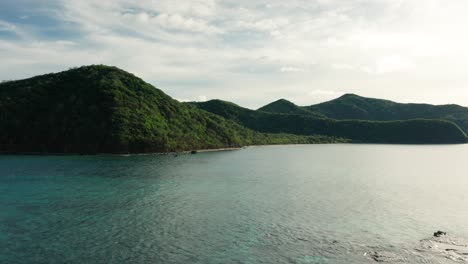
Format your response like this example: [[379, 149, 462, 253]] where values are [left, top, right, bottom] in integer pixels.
[[1, 144, 468, 263]]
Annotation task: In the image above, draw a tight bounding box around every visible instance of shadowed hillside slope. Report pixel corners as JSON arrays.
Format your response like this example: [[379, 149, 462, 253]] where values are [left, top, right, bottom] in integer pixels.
[[259, 94, 468, 134], [194, 100, 467, 144]]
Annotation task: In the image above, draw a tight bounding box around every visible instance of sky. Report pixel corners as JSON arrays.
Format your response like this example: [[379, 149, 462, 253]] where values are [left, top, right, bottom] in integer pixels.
[[1, 0, 468, 109]]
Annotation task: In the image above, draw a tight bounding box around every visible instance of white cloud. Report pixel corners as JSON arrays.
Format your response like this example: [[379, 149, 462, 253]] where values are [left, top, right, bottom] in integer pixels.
[[280, 66, 305, 73], [1, 0, 468, 108], [331, 63, 354, 70], [126, 12, 221, 34], [308, 90, 344, 96], [234, 17, 289, 32], [0, 21, 16, 32], [0, 20, 30, 39], [365, 55, 415, 74]]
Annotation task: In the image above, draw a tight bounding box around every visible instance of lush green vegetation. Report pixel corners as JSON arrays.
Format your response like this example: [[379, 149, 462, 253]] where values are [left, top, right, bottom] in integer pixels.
[[1, 65, 465, 154], [258, 99, 324, 117], [259, 93, 468, 134], [0, 65, 345, 154], [194, 100, 468, 144]]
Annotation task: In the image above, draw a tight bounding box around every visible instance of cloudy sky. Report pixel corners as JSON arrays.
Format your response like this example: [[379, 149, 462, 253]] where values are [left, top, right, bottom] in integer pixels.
[[1, 0, 468, 108]]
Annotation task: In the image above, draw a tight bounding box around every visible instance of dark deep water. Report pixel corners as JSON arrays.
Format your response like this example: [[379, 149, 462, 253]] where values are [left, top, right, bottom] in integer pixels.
[[1, 144, 468, 263]]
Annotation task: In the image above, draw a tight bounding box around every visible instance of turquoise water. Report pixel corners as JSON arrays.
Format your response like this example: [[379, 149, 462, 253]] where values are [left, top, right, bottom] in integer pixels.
[[1, 144, 468, 263]]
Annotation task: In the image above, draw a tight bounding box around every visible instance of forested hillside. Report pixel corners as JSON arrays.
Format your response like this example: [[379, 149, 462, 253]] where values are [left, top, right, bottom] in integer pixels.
[[0, 65, 465, 155], [0, 66, 344, 154], [259, 94, 468, 134], [194, 100, 467, 144]]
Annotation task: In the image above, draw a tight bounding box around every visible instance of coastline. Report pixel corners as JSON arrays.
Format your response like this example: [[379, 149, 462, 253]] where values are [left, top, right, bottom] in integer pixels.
[[2, 141, 468, 156], [195, 147, 244, 153], [0, 146, 246, 156], [120, 147, 245, 156]]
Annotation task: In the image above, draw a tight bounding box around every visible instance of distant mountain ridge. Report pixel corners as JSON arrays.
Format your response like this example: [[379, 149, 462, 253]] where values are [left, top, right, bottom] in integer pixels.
[[193, 100, 467, 144], [0, 65, 466, 154], [259, 93, 468, 134]]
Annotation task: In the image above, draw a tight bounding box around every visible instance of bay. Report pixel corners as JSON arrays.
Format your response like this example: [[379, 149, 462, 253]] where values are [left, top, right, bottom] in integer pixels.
[[1, 144, 468, 263]]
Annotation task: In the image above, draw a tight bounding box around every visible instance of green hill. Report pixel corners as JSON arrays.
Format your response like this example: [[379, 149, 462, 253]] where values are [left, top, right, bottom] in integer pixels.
[[307, 94, 468, 133], [259, 94, 468, 134], [258, 99, 324, 117], [193, 100, 467, 144], [0, 65, 343, 154]]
